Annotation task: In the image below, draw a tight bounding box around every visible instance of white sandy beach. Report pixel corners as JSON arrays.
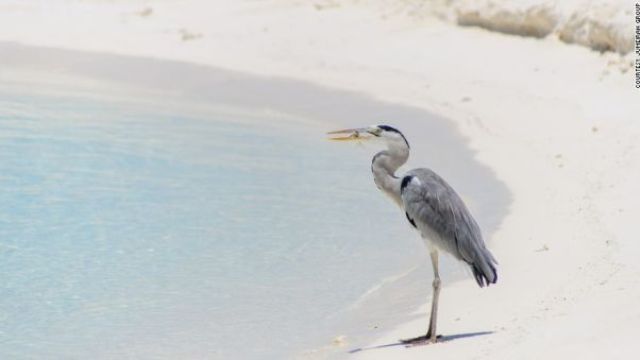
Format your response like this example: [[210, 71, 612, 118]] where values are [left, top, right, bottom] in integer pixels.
[[1, 0, 639, 359]]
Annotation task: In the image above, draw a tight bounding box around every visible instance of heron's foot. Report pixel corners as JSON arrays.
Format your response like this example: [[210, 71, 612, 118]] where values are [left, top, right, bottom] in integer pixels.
[[399, 333, 442, 346]]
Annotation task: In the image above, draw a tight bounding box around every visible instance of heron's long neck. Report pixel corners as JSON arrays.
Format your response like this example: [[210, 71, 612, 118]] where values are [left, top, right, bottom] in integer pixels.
[[371, 142, 409, 207]]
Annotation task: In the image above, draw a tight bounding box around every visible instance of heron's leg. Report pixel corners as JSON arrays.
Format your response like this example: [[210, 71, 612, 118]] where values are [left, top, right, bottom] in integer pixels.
[[400, 250, 442, 345], [427, 250, 441, 342]]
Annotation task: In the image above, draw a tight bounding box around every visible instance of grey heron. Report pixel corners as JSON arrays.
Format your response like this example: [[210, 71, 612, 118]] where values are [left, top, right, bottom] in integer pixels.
[[328, 125, 497, 345]]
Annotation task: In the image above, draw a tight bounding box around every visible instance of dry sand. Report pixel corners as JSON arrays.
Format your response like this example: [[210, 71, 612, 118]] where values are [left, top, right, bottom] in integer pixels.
[[1, 1, 639, 359]]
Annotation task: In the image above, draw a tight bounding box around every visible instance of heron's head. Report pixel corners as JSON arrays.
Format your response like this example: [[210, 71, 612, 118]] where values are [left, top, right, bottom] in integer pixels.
[[327, 125, 409, 149]]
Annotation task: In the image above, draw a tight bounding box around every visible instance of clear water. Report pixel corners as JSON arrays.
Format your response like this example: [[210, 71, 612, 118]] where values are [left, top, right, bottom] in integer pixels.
[[0, 79, 425, 360], [0, 44, 508, 360]]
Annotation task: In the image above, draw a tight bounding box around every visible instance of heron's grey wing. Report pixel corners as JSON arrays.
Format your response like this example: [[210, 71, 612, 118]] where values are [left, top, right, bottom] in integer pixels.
[[401, 168, 497, 287]]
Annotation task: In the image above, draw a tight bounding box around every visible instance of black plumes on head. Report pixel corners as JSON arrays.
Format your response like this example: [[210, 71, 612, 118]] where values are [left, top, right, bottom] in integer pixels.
[[377, 125, 409, 148], [377, 125, 402, 134]]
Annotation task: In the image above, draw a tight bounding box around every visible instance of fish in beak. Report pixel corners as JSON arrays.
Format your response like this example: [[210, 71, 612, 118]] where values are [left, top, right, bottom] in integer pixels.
[[326, 127, 374, 141]]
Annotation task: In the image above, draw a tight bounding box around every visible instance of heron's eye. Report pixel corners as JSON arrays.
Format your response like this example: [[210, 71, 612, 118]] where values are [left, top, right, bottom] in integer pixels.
[[370, 128, 382, 137]]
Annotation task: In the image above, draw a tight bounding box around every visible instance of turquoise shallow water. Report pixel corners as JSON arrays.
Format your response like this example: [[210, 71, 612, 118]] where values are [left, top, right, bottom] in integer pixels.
[[0, 84, 425, 359], [0, 43, 508, 359]]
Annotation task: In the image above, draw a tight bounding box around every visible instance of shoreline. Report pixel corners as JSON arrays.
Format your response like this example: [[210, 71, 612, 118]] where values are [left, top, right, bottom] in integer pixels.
[[0, 40, 509, 358], [2, 1, 640, 359]]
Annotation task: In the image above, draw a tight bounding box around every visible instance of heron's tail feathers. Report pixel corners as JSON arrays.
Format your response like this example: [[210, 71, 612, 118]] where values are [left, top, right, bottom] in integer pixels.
[[470, 248, 498, 287]]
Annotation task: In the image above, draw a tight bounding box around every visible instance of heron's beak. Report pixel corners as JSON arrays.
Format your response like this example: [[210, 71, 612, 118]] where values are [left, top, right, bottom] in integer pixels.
[[327, 127, 373, 141]]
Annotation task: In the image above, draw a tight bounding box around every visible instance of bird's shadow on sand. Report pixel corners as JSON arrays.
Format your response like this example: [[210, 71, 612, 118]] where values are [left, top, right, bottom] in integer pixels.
[[348, 331, 494, 354]]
